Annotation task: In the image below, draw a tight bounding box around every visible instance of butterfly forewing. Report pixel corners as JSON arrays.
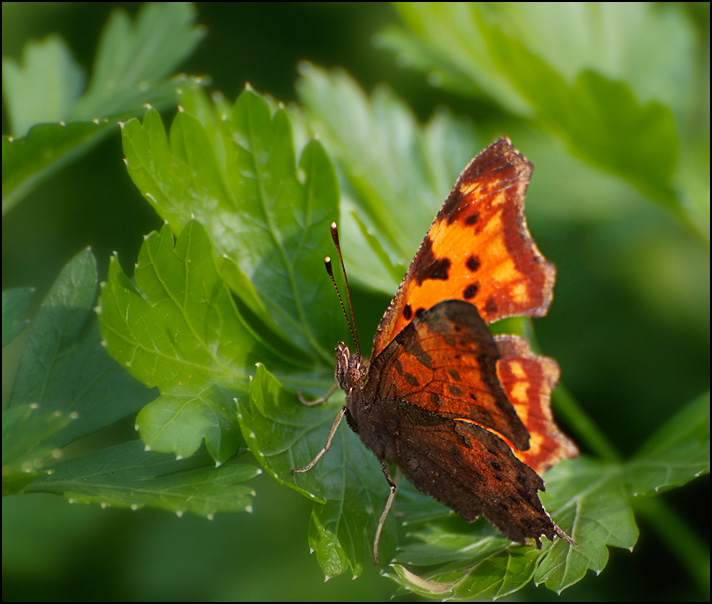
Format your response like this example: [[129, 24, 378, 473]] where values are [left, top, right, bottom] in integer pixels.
[[372, 137, 555, 359]]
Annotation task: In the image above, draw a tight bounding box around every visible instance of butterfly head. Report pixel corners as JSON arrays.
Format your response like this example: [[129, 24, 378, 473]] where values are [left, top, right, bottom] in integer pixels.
[[335, 341, 366, 395]]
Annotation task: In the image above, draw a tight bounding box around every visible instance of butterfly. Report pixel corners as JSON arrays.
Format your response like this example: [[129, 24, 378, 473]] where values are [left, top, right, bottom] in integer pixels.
[[294, 137, 578, 562]]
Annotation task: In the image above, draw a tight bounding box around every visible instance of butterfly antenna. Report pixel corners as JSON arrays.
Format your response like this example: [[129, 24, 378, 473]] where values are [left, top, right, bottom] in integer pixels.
[[328, 222, 361, 357]]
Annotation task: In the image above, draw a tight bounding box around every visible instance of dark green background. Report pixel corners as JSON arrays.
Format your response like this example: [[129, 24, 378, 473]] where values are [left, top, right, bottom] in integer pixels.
[[3, 3, 709, 601]]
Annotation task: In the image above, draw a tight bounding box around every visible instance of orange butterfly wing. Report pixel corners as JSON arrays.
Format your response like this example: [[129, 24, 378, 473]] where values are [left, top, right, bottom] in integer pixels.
[[372, 137, 555, 358]]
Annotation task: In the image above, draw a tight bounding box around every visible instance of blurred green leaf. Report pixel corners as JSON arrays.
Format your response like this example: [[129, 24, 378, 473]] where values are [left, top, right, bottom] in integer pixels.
[[629, 392, 710, 496], [296, 63, 479, 295], [2, 287, 34, 346], [73, 3, 204, 119], [2, 249, 153, 491], [2, 121, 113, 210], [2, 2, 204, 214], [379, 2, 707, 239], [2, 34, 85, 136]]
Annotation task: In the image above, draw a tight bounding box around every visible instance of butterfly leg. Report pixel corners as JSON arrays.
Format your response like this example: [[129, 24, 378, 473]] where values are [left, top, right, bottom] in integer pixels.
[[297, 384, 338, 407], [373, 460, 397, 564], [292, 406, 346, 473]]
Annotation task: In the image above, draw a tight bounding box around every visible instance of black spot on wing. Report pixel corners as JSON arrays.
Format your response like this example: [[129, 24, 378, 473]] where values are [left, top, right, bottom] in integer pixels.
[[463, 283, 479, 299], [414, 237, 451, 284], [466, 255, 481, 272]]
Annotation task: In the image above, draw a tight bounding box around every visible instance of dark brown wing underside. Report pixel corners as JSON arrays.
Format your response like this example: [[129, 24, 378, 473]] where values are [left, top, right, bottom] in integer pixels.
[[363, 398, 562, 546]]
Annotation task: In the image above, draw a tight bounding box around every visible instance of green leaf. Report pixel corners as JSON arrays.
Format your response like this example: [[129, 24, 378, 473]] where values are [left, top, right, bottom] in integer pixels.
[[135, 389, 242, 464], [120, 85, 343, 364], [238, 364, 396, 578], [2, 2, 204, 214], [25, 440, 260, 517], [628, 392, 710, 496], [101, 221, 281, 462], [2, 249, 153, 492]]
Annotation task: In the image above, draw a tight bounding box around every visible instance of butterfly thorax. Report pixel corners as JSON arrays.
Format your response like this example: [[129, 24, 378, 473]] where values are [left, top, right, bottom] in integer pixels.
[[335, 341, 372, 434]]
